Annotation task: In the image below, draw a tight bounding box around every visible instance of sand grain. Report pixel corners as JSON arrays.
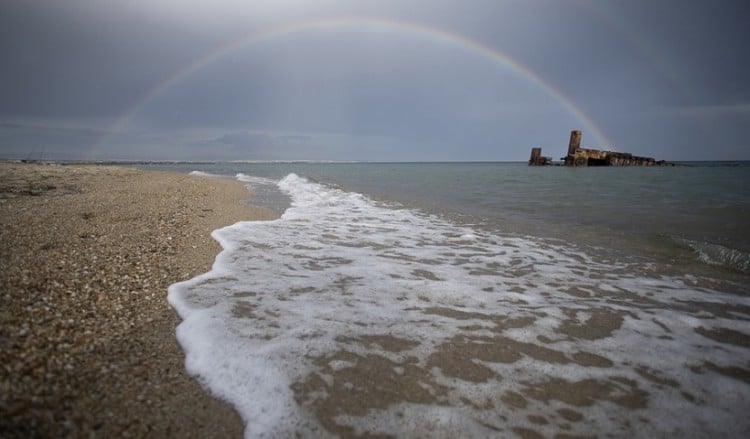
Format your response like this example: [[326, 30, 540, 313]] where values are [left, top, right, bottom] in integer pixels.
[[0, 163, 276, 437]]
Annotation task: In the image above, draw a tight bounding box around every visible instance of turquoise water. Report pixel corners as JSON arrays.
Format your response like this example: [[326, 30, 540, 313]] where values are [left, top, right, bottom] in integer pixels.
[[141, 161, 750, 437]]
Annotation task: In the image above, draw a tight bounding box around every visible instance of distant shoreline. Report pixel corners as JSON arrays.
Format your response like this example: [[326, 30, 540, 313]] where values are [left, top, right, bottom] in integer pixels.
[[2, 158, 748, 167]]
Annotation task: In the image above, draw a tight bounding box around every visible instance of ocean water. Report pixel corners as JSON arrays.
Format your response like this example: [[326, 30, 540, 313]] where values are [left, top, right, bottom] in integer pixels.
[[156, 162, 749, 437]]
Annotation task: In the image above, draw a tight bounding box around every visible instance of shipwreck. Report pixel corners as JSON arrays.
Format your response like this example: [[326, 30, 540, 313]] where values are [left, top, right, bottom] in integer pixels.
[[529, 130, 676, 166]]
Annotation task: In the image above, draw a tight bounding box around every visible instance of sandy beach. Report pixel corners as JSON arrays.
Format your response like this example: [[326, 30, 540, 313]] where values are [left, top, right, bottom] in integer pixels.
[[0, 163, 276, 437], [3, 162, 749, 437]]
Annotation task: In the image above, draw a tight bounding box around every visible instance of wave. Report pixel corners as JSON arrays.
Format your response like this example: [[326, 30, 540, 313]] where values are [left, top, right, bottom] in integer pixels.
[[188, 170, 220, 177], [674, 238, 750, 273], [234, 172, 278, 186], [169, 173, 750, 437]]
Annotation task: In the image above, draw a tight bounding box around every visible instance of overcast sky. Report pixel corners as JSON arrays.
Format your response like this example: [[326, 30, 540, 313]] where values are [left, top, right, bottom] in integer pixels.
[[1, 0, 748, 161]]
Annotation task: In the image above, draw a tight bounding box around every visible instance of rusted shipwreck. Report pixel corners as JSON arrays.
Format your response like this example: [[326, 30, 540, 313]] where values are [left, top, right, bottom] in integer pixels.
[[529, 130, 676, 166]]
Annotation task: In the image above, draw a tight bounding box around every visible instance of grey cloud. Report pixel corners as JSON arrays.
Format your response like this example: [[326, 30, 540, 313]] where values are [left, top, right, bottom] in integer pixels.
[[1, 0, 749, 161]]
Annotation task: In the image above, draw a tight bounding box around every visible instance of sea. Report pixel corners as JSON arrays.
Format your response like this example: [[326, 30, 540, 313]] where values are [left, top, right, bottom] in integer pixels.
[[137, 162, 750, 438]]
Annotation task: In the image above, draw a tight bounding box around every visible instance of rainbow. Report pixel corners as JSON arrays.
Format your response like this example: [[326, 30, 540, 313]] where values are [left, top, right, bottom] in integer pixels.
[[91, 17, 613, 158]]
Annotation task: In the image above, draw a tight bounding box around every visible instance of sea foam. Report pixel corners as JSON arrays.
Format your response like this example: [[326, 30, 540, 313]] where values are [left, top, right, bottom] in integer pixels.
[[169, 173, 750, 438], [676, 237, 750, 273]]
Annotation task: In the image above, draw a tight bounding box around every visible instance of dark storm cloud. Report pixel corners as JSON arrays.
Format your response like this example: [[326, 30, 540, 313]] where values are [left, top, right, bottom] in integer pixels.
[[0, 121, 104, 160], [0, 0, 238, 120], [613, 1, 750, 105], [1, 0, 748, 161]]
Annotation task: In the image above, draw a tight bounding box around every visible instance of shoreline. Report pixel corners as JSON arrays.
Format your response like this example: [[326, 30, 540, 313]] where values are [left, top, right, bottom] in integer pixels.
[[0, 163, 277, 437]]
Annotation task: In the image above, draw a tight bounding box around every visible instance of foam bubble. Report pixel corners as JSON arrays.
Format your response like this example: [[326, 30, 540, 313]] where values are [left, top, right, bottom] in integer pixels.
[[169, 173, 750, 438], [234, 173, 277, 186], [680, 238, 750, 273], [189, 170, 221, 177]]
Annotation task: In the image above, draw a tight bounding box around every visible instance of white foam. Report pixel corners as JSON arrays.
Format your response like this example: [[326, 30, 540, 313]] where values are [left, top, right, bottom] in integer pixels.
[[234, 172, 278, 186], [169, 173, 750, 438], [189, 170, 221, 178], [690, 239, 750, 272]]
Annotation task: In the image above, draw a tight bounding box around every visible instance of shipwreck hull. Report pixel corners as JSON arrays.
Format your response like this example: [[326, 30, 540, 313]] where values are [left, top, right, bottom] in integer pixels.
[[530, 130, 676, 166]]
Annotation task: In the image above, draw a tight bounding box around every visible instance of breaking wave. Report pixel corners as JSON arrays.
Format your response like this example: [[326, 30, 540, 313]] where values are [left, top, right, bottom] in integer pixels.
[[676, 238, 750, 273]]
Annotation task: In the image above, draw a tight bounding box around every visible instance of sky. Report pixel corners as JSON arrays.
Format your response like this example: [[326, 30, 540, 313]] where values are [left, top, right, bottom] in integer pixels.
[[1, 0, 748, 162]]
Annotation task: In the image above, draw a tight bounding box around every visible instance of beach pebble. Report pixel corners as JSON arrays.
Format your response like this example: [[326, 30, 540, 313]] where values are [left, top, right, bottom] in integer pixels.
[[0, 163, 276, 437]]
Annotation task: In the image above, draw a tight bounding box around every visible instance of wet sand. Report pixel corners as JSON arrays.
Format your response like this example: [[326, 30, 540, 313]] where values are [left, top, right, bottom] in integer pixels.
[[0, 163, 276, 437]]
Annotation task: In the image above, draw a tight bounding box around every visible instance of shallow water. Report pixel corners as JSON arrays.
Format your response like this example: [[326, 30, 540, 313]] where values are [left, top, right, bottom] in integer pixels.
[[163, 165, 750, 438]]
